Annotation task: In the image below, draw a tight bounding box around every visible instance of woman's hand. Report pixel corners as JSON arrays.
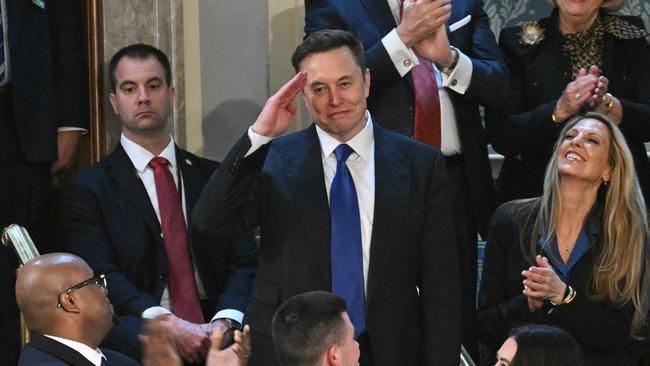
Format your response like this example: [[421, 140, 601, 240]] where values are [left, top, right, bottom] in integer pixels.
[[522, 255, 567, 304], [587, 65, 609, 108], [553, 68, 599, 123]]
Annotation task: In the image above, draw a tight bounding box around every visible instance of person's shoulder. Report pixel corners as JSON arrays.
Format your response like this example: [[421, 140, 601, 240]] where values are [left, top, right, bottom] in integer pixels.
[[177, 147, 220, 172], [17, 343, 67, 365], [609, 14, 646, 29], [493, 198, 540, 226]]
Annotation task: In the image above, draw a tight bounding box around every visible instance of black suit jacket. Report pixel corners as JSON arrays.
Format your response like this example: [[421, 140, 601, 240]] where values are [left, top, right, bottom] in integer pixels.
[[18, 333, 138, 366], [58, 144, 256, 358], [194, 123, 461, 366], [304, 0, 508, 236], [6, 0, 89, 163], [486, 12, 650, 204], [477, 199, 636, 366]]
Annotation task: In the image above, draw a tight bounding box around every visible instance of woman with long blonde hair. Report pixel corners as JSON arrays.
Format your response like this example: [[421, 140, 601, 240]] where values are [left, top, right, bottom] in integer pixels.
[[478, 112, 648, 365]]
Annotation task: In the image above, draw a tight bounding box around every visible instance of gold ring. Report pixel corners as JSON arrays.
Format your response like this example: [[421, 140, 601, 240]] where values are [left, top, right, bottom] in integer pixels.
[[574, 92, 581, 100]]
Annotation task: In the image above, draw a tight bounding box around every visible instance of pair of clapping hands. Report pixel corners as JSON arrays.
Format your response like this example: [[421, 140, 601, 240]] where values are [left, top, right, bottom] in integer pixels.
[[521, 255, 569, 313], [140, 316, 251, 366], [554, 65, 614, 123]]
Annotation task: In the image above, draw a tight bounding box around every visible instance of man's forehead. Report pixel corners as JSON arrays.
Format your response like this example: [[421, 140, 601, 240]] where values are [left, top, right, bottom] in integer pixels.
[[299, 46, 360, 70], [114, 56, 165, 79]]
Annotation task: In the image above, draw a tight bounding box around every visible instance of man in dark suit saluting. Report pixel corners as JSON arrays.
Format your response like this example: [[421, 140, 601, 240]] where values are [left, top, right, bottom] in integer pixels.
[[16, 253, 138, 366], [304, 0, 509, 357], [58, 44, 256, 363], [193, 29, 461, 366]]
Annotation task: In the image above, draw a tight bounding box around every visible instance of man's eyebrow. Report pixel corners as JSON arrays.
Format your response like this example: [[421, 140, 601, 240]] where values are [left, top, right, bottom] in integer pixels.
[[118, 76, 164, 89]]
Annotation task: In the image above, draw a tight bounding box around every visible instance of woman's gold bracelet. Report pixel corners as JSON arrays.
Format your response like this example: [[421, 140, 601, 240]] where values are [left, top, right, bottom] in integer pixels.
[[550, 285, 576, 306]]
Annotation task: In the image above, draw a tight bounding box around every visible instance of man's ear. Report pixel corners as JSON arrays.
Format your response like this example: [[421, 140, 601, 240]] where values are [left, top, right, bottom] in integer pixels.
[[58, 291, 81, 314], [326, 344, 341, 366], [109, 93, 119, 114]]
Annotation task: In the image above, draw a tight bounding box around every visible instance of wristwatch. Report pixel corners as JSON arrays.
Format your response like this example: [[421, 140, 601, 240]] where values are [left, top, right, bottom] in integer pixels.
[[437, 46, 460, 75]]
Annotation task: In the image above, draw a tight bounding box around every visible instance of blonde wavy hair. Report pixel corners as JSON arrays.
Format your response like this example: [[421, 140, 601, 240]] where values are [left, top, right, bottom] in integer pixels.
[[528, 112, 648, 332], [547, 0, 625, 11]]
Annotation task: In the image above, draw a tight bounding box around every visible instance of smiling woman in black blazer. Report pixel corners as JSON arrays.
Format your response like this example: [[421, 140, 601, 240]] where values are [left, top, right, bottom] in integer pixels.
[[478, 112, 649, 366]]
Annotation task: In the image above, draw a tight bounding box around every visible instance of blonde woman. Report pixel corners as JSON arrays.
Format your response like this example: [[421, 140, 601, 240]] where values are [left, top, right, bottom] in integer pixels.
[[478, 112, 648, 365]]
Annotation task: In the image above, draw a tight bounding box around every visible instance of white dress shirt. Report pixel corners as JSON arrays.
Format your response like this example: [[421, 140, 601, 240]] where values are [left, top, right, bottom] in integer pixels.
[[120, 134, 243, 324], [44, 335, 106, 366], [382, 0, 473, 155], [247, 112, 376, 293]]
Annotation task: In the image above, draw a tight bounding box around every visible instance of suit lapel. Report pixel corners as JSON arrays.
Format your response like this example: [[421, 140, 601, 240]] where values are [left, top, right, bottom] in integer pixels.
[[283, 126, 332, 286], [360, 0, 396, 37], [105, 144, 161, 238], [366, 125, 411, 303], [176, 147, 203, 225], [28, 332, 95, 366]]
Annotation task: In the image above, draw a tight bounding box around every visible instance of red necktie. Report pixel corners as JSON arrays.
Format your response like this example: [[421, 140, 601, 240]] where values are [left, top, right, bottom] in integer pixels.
[[149, 157, 203, 323], [400, 0, 442, 148]]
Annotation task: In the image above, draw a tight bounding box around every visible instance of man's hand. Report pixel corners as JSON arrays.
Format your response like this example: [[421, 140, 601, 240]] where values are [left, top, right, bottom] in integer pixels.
[[206, 325, 252, 366], [251, 71, 307, 137], [51, 130, 82, 174], [397, 0, 452, 48], [140, 318, 182, 366], [414, 18, 453, 64], [162, 314, 211, 363]]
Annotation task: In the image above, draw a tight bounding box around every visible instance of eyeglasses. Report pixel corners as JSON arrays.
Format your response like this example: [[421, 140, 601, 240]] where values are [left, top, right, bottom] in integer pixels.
[[57, 273, 107, 308]]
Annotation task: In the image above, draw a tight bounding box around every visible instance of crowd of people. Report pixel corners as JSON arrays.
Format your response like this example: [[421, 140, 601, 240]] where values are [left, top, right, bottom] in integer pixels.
[[1, 0, 650, 365]]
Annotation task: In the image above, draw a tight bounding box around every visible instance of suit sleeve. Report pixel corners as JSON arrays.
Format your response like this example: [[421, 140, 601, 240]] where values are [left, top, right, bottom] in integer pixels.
[[476, 204, 537, 352], [46, 0, 89, 129], [58, 178, 159, 315], [212, 230, 257, 314], [420, 153, 462, 365], [193, 133, 268, 242], [461, 0, 509, 109]]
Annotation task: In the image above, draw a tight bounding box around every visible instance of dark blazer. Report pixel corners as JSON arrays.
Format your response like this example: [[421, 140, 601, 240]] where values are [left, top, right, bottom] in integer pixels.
[[58, 144, 256, 359], [6, 0, 89, 163], [304, 0, 508, 236], [477, 199, 636, 366], [18, 332, 138, 366], [486, 12, 650, 204], [193, 123, 461, 366]]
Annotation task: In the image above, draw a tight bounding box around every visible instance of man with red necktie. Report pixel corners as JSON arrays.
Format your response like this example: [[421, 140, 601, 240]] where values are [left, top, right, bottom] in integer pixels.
[[58, 44, 256, 364]]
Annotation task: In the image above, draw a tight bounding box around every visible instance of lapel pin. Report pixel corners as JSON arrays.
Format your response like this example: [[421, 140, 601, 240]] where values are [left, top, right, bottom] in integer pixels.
[[185, 159, 193, 166]]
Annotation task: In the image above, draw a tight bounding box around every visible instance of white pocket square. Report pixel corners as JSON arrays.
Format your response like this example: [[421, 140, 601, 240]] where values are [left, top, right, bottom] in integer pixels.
[[450, 15, 472, 32]]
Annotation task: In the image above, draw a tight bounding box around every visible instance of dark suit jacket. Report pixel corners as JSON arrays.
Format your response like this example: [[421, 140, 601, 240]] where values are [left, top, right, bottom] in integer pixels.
[[58, 144, 256, 359], [193, 123, 461, 366], [6, 0, 89, 163], [477, 199, 636, 366], [304, 0, 508, 236], [18, 332, 138, 366], [486, 12, 650, 204]]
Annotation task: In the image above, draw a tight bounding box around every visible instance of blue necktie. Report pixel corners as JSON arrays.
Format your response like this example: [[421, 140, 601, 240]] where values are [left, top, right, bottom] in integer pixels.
[[330, 144, 366, 336]]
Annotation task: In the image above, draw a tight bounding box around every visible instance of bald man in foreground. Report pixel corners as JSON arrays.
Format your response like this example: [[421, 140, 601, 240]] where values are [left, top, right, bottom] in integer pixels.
[[16, 253, 138, 366]]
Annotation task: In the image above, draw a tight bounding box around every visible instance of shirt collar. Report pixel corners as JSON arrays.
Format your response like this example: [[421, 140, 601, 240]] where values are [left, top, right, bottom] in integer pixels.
[[315, 111, 374, 162], [120, 133, 177, 173], [44, 334, 106, 366]]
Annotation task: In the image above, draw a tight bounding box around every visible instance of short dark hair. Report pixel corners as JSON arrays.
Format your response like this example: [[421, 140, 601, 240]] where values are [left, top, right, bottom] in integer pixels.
[[108, 43, 172, 92], [510, 325, 584, 366], [272, 291, 348, 366], [291, 29, 365, 72]]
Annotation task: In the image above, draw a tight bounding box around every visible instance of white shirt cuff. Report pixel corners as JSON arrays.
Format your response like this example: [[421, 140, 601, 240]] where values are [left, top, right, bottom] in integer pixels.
[[57, 127, 88, 134], [441, 49, 472, 94], [211, 309, 244, 324], [141, 306, 172, 319], [245, 126, 275, 157], [381, 29, 419, 77]]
